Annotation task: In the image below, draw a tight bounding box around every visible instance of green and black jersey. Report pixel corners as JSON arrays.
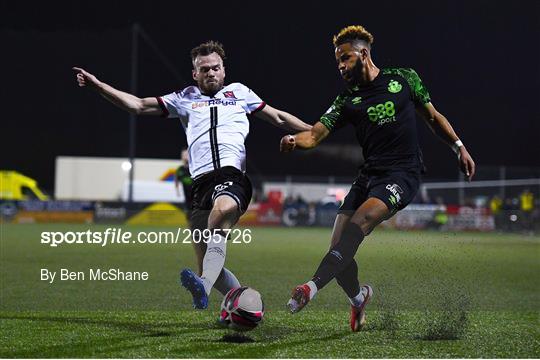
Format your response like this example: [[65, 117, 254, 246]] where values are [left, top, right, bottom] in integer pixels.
[[320, 68, 431, 174], [176, 165, 193, 205]]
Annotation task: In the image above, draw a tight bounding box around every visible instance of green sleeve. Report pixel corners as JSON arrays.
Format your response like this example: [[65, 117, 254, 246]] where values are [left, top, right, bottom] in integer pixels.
[[319, 94, 347, 132], [176, 166, 192, 185], [407, 68, 431, 105], [175, 166, 183, 180], [383, 68, 431, 105]]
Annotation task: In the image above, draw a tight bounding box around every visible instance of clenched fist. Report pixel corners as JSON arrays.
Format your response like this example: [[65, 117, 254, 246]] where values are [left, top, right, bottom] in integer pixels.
[[280, 135, 296, 152]]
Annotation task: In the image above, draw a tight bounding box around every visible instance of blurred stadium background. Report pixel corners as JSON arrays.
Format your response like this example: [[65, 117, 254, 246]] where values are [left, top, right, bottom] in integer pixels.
[[2, 161, 539, 234], [1, 0, 539, 232]]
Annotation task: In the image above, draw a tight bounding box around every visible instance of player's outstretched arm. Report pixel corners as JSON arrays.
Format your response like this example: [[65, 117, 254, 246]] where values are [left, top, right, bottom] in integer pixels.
[[254, 105, 312, 132], [280, 122, 330, 152], [72, 67, 163, 116], [417, 103, 476, 181]]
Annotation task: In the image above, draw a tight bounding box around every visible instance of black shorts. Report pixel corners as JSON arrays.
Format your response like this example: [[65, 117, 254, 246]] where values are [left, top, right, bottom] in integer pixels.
[[190, 166, 252, 230], [338, 171, 420, 215]]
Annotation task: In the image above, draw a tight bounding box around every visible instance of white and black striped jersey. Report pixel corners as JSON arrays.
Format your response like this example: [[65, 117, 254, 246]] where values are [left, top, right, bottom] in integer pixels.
[[157, 83, 265, 178]]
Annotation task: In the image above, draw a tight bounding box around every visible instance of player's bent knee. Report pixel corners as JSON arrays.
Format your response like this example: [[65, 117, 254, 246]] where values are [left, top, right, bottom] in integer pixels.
[[209, 205, 237, 223], [350, 201, 390, 236], [349, 216, 368, 233], [350, 214, 377, 236], [212, 195, 239, 214], [209, 195, 240, 229]]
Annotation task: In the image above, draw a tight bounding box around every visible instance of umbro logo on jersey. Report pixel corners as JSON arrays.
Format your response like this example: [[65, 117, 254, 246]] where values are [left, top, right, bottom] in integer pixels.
[[223, 91, 236, 99]]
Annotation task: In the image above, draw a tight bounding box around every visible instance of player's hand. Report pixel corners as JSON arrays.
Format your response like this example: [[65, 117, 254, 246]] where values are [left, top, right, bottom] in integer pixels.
[[72, 67, 101, 89], [458, 147, 475, 181], [280, 135, 296, 152]]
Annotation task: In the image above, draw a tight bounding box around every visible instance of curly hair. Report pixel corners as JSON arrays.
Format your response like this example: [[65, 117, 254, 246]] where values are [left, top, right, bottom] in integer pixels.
[[333, 25, 374, 48], [190, 40, 226, 62]]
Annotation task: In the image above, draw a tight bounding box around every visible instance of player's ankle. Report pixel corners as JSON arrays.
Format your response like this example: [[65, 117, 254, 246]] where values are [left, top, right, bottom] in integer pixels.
[[306, 280, 318, 300], [201, 277, 213, 295], [349, 290, 365, 307]]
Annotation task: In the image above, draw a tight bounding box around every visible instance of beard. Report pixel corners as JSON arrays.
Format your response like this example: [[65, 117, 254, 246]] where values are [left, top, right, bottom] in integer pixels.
[[199, 78, 224, 96], [344, 59, 365, 85]]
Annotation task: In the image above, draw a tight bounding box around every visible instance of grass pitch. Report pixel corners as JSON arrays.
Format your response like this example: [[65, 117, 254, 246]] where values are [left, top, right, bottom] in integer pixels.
[[1, 224, 539, 358]]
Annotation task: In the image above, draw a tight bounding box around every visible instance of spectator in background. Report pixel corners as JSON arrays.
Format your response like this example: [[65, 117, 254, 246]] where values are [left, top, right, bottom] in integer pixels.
[[490, 195, 503, 230], [427, 197, 448, 230], [520, 189, 534, 232], [174, 148, 193, 207], [520, 189, 534, 213], [490, 195, 503, 213]]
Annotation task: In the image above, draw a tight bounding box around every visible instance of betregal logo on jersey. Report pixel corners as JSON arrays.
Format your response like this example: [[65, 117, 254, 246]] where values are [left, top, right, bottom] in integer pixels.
[[192, 99, 237, 109]]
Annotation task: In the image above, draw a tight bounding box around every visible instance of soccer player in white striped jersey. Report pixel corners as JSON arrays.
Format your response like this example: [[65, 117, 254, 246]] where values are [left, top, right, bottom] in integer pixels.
[[73, 40, 311, 309]]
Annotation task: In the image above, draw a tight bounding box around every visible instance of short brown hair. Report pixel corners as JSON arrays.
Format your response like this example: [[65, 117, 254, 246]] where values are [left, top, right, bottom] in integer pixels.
[[333, 25, 374, 48], [190, 40, 226, 63]]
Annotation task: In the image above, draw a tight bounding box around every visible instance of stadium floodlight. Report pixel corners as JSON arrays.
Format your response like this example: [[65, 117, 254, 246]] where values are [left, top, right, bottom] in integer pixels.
[[121, 161, 132, 172]]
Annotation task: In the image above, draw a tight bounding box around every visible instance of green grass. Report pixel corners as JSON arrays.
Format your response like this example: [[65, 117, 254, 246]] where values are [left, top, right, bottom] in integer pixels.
[[1, 224, 539, 358]]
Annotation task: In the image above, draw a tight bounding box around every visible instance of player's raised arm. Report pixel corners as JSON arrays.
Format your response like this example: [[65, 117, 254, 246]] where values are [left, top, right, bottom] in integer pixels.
[[72, 67, 163, 116], [253, 104, 312, 132], [417, 102, 476, 181], [280, 122, 330, 152]]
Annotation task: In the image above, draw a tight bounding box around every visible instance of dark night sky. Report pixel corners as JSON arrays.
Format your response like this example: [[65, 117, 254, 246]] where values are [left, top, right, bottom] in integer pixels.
[[2, 0, 539, 191]]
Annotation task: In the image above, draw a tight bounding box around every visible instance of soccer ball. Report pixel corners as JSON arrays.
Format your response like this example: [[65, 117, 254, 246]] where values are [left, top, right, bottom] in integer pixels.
[[219, 286, 264, 331]]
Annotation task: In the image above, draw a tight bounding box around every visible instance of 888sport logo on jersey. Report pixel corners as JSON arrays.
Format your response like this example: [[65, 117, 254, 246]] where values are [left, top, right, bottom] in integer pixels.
[[367, 101, 396, 126]]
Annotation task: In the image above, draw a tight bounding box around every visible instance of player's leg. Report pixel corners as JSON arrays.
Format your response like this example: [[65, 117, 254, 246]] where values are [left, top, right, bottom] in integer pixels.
[[288, 197, 389, 313], [213, 267, 241, 295], [329, 215, 374, 331], [181, 168, 252, 308], [188, 203, 239, 294], [288, 177, 365, 312], [200, 168, 252, 295], [180, 199, 212, 309], [185, 226, 240, 300], [328, 214, 362, 301], [190, 209, 209, 276], [312, 197, 389, 290], [181, 174, 223, 309], [207, 194, 243, 295], [199, 194, 241, 295], [289, 171, 420, 314]]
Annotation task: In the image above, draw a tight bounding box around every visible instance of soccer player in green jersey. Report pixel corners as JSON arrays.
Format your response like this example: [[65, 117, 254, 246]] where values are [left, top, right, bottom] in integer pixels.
[[280, 25, 475, 331], [174, 148, 193, 206]]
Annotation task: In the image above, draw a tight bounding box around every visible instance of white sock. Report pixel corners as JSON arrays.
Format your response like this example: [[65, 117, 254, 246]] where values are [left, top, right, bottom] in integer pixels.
[[349, 288, 365, 307], [200, 234, 227, 295], [213, 267, 241, 295], [306, 280, 318, 300]]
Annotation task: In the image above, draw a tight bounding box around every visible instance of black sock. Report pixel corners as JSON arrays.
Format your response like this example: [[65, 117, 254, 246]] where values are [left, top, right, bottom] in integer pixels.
[[335, 259, 360, 298], [312, 222, 364, 290]]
